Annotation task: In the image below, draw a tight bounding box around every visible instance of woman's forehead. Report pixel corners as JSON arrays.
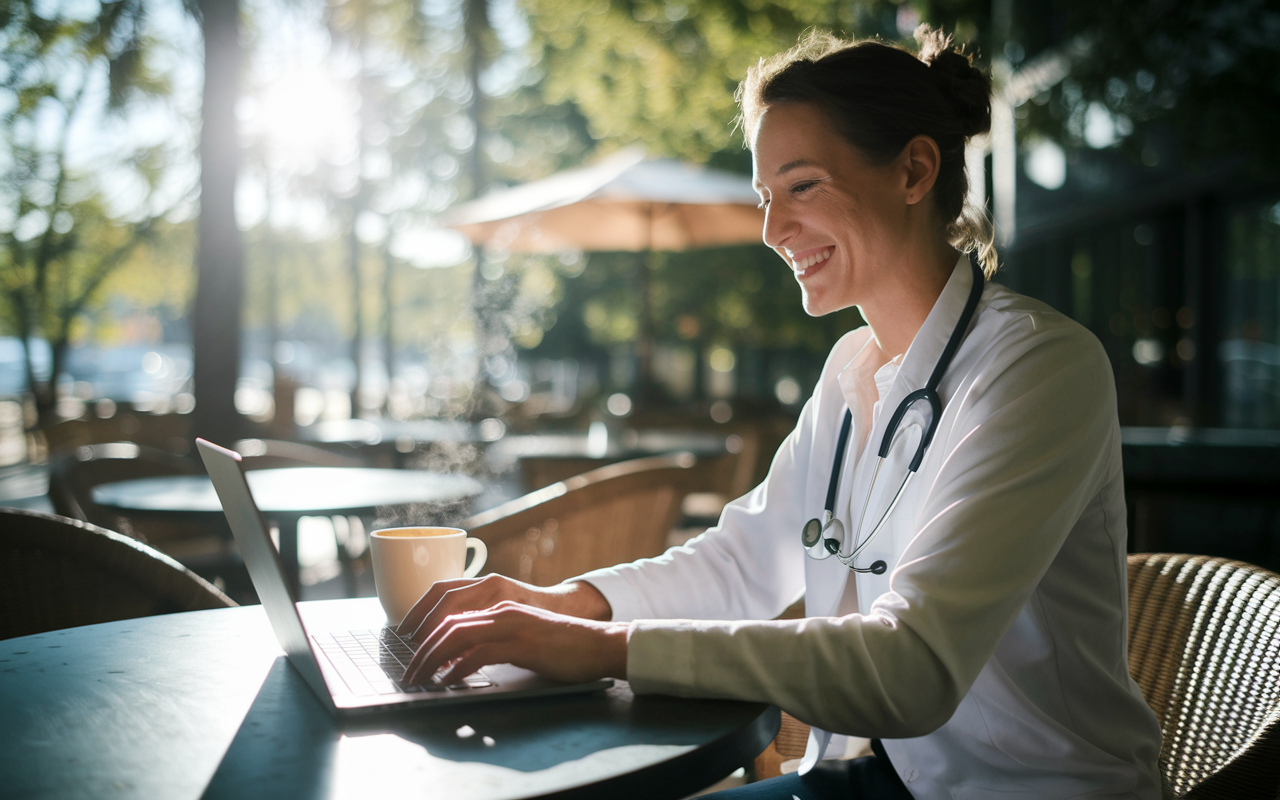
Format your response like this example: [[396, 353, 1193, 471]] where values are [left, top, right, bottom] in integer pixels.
[[751, 104, 846, 177]]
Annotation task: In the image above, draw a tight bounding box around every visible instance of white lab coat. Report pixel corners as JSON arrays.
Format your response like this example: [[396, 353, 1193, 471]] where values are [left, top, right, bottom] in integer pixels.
[[578, 258, 1165, 800]]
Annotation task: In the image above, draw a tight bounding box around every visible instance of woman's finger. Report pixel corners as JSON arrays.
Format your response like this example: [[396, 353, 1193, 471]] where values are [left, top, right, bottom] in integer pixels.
[[403, 613, 508, 684], [395, 577, 481, 635], [408, 577, 531, 642]]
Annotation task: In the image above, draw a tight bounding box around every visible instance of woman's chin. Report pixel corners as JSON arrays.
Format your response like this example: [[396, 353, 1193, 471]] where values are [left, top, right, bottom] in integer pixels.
[[798, 286, 849, 318], [799, 288, 840, 318]]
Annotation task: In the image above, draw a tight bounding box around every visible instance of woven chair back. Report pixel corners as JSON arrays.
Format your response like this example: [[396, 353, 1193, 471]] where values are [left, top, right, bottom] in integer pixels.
[[462, 453, 698, 586], [0, 509, 235, 640], [1127, 553, 1280, 798], [47, 442, 208, 541]]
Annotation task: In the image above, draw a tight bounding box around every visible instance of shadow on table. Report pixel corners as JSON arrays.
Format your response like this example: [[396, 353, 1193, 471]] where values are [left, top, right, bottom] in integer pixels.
[[202, 656, 777, 799]]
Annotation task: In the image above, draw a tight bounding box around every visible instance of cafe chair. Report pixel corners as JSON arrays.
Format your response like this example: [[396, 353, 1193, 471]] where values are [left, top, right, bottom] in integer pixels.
[[1127, 553, 1280, 798], [41, 411, 192, 456], [47, 441, 241, 581], [462, 453, 698, 586], [752, 554, 1280, 798], [0, 508, 235, 640], [48, 441, 204, 533]]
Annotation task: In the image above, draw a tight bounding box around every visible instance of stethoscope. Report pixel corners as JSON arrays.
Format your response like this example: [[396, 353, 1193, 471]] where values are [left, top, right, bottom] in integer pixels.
[[801, 258, 985, 573]]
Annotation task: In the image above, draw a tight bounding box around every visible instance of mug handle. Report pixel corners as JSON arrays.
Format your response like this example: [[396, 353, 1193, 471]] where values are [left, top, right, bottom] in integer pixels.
[[463, 537, 488, 578]]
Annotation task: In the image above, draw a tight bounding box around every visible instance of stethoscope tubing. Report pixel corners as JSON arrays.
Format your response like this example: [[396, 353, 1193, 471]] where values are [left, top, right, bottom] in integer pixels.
[[805, 259, 986, 573]]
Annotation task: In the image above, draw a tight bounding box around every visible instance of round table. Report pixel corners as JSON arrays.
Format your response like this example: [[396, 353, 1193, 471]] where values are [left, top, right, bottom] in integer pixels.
[[92, 468, 485, 593], [0, 599, 779, 799]]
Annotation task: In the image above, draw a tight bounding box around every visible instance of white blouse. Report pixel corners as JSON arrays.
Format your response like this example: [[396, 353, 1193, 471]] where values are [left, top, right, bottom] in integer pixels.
[[578, 258, 1164, 800]]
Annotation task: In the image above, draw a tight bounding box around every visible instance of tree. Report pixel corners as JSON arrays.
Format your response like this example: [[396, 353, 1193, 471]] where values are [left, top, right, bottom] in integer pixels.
[[519, 0, 905, 162], [1012, 0, 1280, 173], [0, 0, 189, 426], [502, 0, 895, 406], [190, 0, 245, 445]]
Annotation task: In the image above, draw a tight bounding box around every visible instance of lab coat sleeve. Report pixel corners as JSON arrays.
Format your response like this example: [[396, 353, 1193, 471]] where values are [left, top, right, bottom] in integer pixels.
[[573, 401, 808, 622], [573, 396, 813, 623], [624, 322, 1119, 738]]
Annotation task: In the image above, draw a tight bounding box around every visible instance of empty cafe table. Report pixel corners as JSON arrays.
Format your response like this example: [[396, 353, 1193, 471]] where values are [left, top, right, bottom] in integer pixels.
[[91, 468, 485, 593], [0, 598, 778, 799]]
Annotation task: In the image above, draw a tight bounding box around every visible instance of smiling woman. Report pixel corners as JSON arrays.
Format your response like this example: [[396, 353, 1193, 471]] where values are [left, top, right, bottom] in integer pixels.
[[390, 27, 1164, 800]]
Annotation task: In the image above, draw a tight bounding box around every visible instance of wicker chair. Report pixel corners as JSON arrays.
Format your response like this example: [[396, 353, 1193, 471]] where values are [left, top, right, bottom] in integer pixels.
[[753, 554, 1280, 798], [1, 508, 235, 640], [48, 441, 207, 541], [462, 453, 699, 586], [1128, 553, 1280, 798], [46, 441, 242, 586]]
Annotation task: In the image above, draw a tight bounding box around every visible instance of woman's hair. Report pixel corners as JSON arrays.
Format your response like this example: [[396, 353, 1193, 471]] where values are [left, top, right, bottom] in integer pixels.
[[737, 27, 997, 276]]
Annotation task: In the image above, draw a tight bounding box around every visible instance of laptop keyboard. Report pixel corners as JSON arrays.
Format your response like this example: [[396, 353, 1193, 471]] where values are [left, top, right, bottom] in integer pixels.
[[314, 629, 495, 696]]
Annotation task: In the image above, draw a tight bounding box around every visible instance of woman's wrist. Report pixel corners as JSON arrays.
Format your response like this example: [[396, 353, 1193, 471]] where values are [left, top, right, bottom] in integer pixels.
[[546, 579, 613, 621]]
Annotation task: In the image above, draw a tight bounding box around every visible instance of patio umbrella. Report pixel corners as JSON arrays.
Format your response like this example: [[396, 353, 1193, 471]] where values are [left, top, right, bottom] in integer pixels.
[[443, 148, 765, 253], [444, 149, 766, 402]]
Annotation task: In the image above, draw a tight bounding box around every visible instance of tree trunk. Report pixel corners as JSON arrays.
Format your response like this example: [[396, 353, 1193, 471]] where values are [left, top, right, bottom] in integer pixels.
[[348, 221, 364, 418], [382, 241, 394, 415], [191, 0, 246, 446], [464, 0, 494, 421]]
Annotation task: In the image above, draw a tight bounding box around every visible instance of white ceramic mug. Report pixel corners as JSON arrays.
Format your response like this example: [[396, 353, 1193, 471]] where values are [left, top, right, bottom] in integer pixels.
[[369, 526, 488, 627]]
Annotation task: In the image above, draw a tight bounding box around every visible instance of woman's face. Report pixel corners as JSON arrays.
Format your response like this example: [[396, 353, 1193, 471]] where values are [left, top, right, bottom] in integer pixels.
[[751, 102, 911, 317]]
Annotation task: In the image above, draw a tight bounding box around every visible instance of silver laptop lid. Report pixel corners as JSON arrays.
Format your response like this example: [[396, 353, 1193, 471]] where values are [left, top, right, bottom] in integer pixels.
[[195, 438, 335, 710]]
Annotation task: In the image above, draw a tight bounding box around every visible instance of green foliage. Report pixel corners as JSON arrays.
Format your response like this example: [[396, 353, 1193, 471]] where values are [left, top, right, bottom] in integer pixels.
[[503, 0, 898, 387], [0, 0, 191, 416], [1018, 0, 1280, 172], [520, 0, 906, 160]]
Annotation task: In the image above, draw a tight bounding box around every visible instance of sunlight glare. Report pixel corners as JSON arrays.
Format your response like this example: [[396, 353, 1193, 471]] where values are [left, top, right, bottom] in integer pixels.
[[257, 69, 357, 166]]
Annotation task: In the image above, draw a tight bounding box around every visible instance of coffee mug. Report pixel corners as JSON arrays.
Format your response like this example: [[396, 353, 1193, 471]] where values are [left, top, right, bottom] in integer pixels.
[[369, 526, 488, 627]]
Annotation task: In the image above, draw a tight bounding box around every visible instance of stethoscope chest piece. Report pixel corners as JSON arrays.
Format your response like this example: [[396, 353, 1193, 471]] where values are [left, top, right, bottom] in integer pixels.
[[801, 514, 844, 558], [801, 517, 823, 549]]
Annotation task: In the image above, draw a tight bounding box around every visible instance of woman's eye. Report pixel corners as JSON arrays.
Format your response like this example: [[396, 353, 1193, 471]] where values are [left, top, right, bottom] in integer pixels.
[[791, 180, 818, 195]]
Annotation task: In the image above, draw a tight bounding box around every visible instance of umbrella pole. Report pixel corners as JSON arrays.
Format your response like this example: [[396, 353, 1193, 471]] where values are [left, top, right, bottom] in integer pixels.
[[635, 204, 659, 407]]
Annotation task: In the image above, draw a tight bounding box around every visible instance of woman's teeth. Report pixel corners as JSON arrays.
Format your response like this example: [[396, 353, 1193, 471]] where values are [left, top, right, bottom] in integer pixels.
[[792, 247, 833, 273]]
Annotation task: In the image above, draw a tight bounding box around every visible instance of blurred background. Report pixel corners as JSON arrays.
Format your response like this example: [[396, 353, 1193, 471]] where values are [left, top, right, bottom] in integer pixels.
[[3, 0, 1279, 585]]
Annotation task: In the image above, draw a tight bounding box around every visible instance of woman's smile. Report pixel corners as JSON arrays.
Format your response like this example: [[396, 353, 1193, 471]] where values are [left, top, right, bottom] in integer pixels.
[[788, 246, 835, 277]]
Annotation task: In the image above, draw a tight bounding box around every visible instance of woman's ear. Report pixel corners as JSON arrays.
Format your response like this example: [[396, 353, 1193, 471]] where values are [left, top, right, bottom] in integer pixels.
[[900, 135, 942, 205]]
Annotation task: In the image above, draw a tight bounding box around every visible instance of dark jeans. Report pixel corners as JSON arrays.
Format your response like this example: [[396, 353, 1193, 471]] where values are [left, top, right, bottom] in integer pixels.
[[702, 741, 914, 800]]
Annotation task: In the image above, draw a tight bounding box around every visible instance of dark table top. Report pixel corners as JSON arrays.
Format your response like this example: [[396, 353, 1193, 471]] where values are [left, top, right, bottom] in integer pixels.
[[90, 467, 485, 515], [0, 599, 777, 800]]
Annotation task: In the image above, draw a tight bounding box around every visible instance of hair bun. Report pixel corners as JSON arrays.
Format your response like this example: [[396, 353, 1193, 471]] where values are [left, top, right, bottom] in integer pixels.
[[915, 26, 992, 138]]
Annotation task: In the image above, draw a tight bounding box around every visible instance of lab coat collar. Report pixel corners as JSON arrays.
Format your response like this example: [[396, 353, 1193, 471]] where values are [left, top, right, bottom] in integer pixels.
[[834, 256, 974, 417], [869, 255, 975, 446]]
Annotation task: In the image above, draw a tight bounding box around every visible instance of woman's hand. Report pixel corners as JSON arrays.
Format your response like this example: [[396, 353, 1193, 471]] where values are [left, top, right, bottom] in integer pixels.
[[395, 574, 612, 641], [400, 601, 628, 686], [394, 574, 623, 686]]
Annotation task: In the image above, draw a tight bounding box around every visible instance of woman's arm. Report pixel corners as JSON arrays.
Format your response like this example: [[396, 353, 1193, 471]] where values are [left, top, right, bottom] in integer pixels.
[[624, 322, 1120, 737]]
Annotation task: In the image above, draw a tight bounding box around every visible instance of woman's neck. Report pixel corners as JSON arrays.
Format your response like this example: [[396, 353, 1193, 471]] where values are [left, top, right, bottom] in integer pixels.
[[861, 240, 958, 361]]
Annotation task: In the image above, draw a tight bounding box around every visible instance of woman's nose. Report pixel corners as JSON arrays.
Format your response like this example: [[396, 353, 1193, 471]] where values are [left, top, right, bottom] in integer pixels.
[[761, 204, 796, 250]]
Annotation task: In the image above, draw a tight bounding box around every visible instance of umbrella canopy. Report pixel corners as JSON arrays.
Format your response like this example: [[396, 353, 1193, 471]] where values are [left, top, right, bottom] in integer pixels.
[[444, 149, 765, 253]]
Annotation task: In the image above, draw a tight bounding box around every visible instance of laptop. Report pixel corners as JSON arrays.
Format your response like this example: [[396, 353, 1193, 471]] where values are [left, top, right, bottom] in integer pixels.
[[195, 437, 611, 716]]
